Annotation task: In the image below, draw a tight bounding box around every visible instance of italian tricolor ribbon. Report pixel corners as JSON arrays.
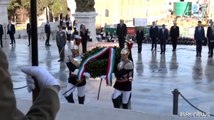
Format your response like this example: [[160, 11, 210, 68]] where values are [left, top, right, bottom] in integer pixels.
[[77, 47, 115, 86]]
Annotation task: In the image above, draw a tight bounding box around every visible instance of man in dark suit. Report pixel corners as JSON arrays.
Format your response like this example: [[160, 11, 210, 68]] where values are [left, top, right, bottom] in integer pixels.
[[194, 21, 205, 57], [26, 23, 31, 46], [7, 20, 16, 45], [149, 21, 159, 51], [159, 24, 168, 54], [45, 21, 51, 46], [136, 28, 144, 53], [116, 19, 127, 49], [207, 20, 214, 57], [170, 22, 179, 51], [80, 24, 89, 54], [0, 24, 3, 47]]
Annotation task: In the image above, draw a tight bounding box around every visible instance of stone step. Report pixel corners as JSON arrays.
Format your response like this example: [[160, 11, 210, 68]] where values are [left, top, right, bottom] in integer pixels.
[[17, 99, 213, 120]]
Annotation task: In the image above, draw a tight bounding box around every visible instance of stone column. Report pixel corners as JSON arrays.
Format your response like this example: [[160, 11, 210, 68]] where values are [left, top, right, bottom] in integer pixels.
[[73, 12, 98, 42], [0, 0, 9, 39]]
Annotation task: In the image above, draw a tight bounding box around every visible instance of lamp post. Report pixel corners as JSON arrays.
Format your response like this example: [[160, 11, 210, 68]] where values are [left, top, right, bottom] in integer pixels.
[[30, 0, 39, 102]]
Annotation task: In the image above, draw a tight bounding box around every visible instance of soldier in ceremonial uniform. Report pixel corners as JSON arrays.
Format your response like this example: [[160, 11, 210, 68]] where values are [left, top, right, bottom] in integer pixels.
[[67, 22, 72, 42], [112, 46, 134, 109], [64, 44, 90, 104]]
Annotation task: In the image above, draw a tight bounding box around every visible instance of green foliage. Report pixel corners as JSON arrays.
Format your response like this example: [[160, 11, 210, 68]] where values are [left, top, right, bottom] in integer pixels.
[[8, 0, 20, 15], [50, 0, 68, 18], [82, 47, 121, 78], [8, 0, 30, 19], [8, 0, 68, 19], [37, 0, 54, 15], [21, 0, 30, 9], [8, 0, 30, 10]]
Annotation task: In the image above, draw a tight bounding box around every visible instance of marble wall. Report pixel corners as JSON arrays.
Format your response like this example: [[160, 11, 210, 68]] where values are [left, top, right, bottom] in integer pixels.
[[73, 12, 98, 42], [0, 0, 9, 38], [95, 0, 170, 26]]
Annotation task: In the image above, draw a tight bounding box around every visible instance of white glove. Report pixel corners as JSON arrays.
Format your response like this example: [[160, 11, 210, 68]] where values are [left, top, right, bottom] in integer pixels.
[[21, 66, 60, 91], [26, 75, 35, 92], [83, 72, 91, 78], [100, 75, 106, 80]]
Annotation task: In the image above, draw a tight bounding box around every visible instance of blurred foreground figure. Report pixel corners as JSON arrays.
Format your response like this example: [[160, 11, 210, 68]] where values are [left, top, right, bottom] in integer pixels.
[[0, 48, 60, 120]]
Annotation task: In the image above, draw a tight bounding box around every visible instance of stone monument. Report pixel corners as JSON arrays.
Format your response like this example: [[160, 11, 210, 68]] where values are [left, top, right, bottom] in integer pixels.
[[0, 0, 9, 38], [73, 0, 97, 41]]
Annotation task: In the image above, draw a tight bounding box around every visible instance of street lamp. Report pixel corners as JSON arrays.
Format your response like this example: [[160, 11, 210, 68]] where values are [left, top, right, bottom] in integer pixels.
[[30, 0, 39, 102]]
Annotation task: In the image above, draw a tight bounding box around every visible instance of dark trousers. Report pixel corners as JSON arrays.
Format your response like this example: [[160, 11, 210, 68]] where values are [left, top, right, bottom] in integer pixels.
[[151, 37, 157, 50], [137, 42, 142, 53], [67, 34, 71, 41], [171, 38, 177, 51], [9, 33, 15, 44], [57, 45, 64, 60], [118, 36, 125, 49], [160, 39, 166, 53], [45, 33, 50, 45], [0, 35, 3, 47], [27, 33, 31, 45], [82, 41, 87, 54], [209, 42, 214, 57], [196, 41, 202, 56], [208, 42, 211, 53]]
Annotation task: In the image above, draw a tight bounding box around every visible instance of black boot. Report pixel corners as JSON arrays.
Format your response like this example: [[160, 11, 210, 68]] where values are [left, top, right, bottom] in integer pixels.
[[127, 93, 132, 109], [122, 93, 132, 109], [122, 103, 128, 109], [78, 96, 85, 104], [64, 93, 74, 103], [112, 96, 122, 108]]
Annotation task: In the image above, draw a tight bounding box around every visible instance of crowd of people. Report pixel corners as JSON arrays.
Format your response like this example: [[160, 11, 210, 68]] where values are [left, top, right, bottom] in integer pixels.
[[134, 20, 214, 57], [0, 20, 16, 47], [1, 16, 214, 119], [99, 18, 214, 58], [0, 18, 136, 120], [55, 18, 92, 62]]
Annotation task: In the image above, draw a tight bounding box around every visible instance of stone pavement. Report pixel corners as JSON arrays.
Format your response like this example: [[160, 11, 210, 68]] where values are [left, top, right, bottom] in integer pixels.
[[1, 38, 214, 118]]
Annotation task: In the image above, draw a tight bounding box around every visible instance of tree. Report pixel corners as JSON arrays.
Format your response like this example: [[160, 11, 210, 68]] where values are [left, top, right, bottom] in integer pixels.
[[8, 0, 30, 14], [7, 0, 68, 23], [8, 0, 30, 22], [50, 0, 68, 18], [8, 0, 21, 19], [21, 0, 30, 9], [37, 0, 54, 15]]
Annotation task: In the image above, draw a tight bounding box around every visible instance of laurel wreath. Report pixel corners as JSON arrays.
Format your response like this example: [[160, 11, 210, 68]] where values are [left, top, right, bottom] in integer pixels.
[[82, 46, 121, 78]]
